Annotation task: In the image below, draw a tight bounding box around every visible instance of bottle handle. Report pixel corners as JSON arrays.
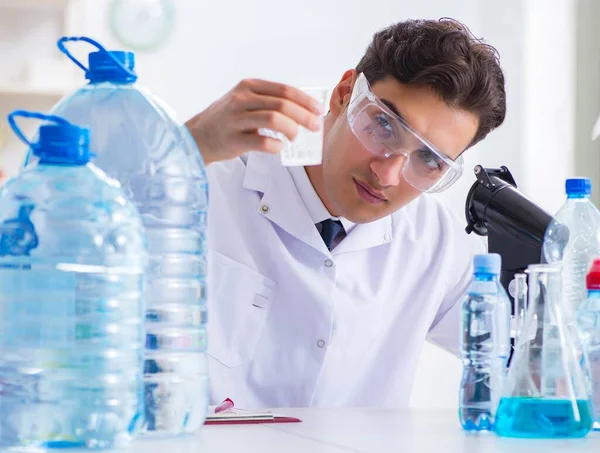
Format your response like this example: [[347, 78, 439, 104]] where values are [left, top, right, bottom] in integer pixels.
[[7, 110, 71, 147], [57, 36, 136, 79]]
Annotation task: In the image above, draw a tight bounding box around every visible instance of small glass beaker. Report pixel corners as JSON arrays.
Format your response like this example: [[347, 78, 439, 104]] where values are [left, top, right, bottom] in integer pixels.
[[494, 263, 593, 438], [279, 87, 328, 166]]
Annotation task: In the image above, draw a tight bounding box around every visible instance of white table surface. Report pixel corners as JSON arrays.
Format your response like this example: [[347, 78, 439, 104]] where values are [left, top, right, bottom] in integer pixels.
[[131, 408, 600, 453]]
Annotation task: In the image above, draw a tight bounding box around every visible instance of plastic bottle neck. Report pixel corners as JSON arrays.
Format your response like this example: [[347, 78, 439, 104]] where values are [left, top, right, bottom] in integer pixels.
[[88, 74, 136, 85], [587, 288, 600, 297], [473, 272, 498, 281], [567, 193, 591, 200], [38, 158, 88, 167]]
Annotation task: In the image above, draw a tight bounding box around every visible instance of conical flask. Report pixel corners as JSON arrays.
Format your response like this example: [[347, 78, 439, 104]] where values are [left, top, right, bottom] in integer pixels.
[[494, 263, 594, 438]]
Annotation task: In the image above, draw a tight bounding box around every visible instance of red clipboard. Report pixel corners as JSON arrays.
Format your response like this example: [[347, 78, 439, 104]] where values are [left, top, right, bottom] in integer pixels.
[[205, 398, 302, 425]]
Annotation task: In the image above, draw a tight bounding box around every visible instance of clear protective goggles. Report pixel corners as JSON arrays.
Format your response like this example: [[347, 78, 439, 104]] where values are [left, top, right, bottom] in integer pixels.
[[346, 73, 464, 193]]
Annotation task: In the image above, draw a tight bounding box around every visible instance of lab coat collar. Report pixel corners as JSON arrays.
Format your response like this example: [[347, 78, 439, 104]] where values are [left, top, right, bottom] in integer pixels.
[[286, 165, 357, 235], [332, 215, 393, 256], [242, 152, 394, 256], [243, 152, 329, 254]]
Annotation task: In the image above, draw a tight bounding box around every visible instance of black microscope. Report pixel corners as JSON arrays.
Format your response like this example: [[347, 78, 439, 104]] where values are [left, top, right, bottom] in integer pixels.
[[464, 165, 560, 362], [464, 165, 557, 300]]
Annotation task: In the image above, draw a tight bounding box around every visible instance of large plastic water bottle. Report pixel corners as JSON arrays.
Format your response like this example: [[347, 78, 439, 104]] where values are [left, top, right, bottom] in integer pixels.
[[24, 36, 209, 436], [459, 253, 512, 431], [577, 258, 600, 430], [543, 178, 600, 312], [0, 111, 146, 449]]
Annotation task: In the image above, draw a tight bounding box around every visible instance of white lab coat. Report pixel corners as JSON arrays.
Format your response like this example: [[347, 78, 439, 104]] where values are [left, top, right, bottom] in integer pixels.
[[206, 151, 486, 409]]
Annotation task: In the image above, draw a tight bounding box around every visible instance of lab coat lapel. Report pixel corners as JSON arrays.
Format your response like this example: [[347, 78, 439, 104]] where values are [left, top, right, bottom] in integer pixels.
[[332, 215, 393, 255], [242, 152, 328, 254]]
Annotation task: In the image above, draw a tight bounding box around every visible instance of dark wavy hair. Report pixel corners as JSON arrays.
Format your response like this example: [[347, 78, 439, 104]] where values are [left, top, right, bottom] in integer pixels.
[[356, 18, 506, 148]]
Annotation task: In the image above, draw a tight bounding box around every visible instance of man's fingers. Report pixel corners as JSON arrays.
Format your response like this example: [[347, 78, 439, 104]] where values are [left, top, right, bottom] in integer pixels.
[[244, 94, 321, 132], [237, 111, 299, 142], [237, 132, 285, 155], [239, 79, 325, 115]]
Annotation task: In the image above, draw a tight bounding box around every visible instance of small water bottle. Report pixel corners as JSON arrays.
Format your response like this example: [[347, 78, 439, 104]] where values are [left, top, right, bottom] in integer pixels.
[[577, 258, 600, 430], [0, 111, 147, 449], [459, 253, 512, 431], [543, 178, 600, 312]]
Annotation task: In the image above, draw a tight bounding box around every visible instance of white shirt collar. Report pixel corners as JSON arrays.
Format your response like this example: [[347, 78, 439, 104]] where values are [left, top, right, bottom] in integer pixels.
[[287, 165, 356, 233]]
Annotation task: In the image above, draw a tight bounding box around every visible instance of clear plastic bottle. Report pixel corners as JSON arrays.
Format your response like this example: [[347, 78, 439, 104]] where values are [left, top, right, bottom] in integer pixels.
[[0, 111, 147, 449], [576, 258, 600, 430], [24, 37, 209, 436], [459, 253, 512, 430], [543, 178, 600, 313]]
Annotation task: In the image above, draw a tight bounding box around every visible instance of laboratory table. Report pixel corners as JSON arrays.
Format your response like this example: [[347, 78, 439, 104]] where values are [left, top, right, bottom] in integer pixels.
[[132, 408, 600, 453]]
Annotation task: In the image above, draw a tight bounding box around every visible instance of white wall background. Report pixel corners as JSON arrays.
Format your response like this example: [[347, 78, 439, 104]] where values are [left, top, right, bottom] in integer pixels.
[[0, 0, 593, 409], [575, 0, 600, 205]]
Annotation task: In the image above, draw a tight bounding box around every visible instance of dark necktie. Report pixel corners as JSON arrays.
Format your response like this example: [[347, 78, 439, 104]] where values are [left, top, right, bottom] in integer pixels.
[[318, 219, 345, 251]]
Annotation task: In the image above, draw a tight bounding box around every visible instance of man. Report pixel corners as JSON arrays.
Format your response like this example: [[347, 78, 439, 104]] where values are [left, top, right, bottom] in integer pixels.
[[185, 17, 506, 408]]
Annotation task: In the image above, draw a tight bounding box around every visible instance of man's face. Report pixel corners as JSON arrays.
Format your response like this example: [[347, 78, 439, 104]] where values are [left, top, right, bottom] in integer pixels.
[[316, 70, 479, 224]]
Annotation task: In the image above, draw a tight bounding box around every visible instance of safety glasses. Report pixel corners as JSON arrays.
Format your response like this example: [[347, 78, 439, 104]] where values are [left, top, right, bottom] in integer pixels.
[[346, 73, 464, 193]]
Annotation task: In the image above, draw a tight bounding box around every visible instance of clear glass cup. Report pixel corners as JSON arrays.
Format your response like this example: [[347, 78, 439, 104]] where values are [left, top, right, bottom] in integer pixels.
[[279, 87, 328, 166]]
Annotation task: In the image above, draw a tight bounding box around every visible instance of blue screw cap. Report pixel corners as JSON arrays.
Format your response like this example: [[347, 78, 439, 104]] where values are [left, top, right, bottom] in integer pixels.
[[473, 253, 501, 274], [566, 178, 591, 196]]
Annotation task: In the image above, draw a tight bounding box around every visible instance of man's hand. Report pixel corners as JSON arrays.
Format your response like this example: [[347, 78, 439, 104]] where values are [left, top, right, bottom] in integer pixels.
[[185, 79, 325, 166]]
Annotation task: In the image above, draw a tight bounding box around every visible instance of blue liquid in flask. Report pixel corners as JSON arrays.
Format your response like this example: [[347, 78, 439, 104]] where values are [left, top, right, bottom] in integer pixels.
[[494, 397, 593, 438]]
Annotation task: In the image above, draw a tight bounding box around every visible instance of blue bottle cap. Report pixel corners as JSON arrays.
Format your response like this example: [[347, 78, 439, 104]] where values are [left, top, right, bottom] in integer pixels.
[[87, 50, 137, 83], [34, 123, 91, 165], [473, 253, 501, 274], [566, 178, 591, 196]]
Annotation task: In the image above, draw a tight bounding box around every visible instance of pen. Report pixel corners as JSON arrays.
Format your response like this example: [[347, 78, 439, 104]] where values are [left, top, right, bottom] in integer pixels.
[[215, 398, 234, 413]]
